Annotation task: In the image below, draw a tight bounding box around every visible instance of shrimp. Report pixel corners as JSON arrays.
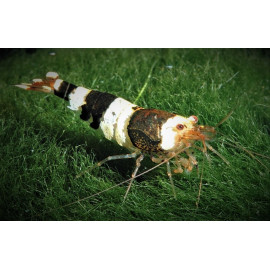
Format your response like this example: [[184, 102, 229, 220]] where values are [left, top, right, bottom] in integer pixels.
[[15, 71, 219, 200]]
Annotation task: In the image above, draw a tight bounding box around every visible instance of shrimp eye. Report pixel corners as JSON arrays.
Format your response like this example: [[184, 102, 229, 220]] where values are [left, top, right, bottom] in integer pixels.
[[176, 124, 184, 130]]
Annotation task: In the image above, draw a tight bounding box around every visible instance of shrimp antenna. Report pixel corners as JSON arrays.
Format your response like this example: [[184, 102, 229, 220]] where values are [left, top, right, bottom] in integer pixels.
[[215, 100, 239, 128], [224, 139, 270, 172], [196, 154, 205, 208], [205, 142, 230, 165], [217, 131, 270, 171], [42, 147, 190, 215]]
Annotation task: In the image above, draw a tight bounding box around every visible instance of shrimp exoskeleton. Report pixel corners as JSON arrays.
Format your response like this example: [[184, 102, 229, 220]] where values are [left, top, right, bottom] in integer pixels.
[[15, 72, 219, 200]]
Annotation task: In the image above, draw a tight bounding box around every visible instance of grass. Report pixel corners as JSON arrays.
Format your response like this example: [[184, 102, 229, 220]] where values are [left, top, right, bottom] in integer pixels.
[[0, 48, 269, 220]]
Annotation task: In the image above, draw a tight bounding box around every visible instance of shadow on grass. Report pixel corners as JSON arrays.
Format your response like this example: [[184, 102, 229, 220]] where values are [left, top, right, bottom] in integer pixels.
[[11, 104, 154, 182]]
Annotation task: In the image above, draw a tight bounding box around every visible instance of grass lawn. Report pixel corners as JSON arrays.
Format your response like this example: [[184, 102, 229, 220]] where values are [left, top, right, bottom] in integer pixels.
[[0, 48, 269, 220]]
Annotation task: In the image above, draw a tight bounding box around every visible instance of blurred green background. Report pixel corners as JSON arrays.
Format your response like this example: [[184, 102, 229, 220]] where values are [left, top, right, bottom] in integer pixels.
[[0, 48, 269, 220]]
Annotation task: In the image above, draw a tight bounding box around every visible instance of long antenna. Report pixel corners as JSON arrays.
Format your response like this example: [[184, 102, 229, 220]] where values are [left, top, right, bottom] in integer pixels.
[[43, 147, 189, 215]]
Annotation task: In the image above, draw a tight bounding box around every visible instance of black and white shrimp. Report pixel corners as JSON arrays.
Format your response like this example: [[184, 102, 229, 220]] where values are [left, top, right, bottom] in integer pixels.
[[15, 72, 219, 199]]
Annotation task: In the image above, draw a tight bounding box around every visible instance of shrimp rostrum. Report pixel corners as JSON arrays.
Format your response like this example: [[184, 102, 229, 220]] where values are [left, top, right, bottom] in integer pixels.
[[15, 72, 217, 199]]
